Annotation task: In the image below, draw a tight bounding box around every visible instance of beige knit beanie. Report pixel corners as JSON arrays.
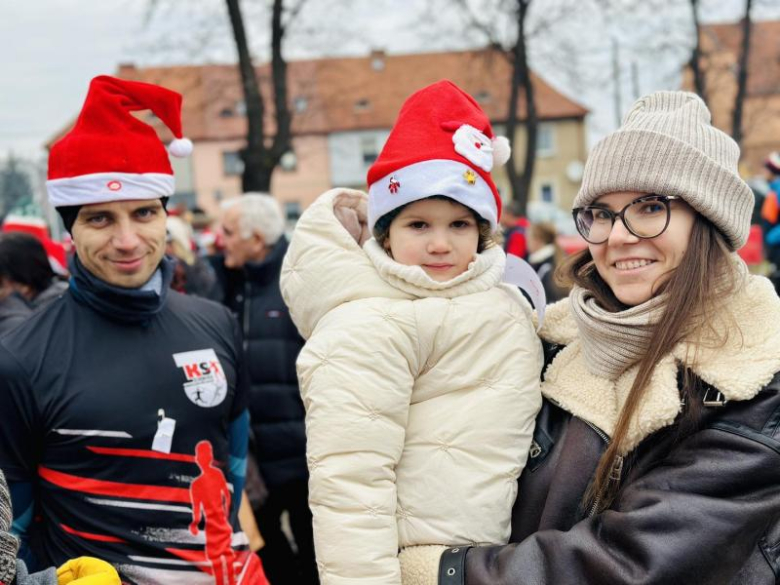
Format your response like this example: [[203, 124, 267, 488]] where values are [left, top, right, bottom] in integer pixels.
[[574, 91, 753, 250]]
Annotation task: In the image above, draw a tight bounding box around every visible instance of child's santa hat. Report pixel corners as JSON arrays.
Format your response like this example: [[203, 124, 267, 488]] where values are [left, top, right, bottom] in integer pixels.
[[367, 79, 509, 233], [46, 75, 192, 208]]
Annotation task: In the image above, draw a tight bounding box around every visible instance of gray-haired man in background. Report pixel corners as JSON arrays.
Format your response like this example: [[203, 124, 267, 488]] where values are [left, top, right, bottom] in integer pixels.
[[215, 194, 317, 585]]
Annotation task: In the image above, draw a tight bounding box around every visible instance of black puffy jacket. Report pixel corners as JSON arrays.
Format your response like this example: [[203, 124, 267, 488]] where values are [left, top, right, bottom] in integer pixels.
[[218, 237, 307, 488]]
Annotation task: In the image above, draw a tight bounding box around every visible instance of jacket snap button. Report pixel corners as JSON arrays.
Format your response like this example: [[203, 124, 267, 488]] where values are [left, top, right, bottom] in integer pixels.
[[447, 568, 456, 576], [451, 548, 459, 553]]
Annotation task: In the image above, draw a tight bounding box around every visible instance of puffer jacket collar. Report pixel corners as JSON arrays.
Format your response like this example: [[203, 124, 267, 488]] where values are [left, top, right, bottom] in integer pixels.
[[538, 275, 780, 453], [363, 239, 504, 299]]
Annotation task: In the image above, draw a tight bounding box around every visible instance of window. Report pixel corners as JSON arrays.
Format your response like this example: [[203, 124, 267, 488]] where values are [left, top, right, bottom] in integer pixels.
[[360, 135, 379, 165], [540, 182, 555, 204], [280, 151, 297, 172], [293, 96, 308, 113], [285, 201, 302, 222], [475, 90, 491, 104], [219, 100, 246, 118], [222, 151, 244, 176], [169, 191, 197, 210], [536, 123, 555, 157]]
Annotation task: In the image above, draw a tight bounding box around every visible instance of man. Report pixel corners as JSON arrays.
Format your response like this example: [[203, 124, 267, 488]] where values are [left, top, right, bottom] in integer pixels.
[[0, 76, 264, 584], [217, 194, 317, 585]]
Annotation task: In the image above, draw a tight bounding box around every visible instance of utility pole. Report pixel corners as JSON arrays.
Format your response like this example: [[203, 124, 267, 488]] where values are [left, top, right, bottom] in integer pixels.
[[631, 60, 640, 102], [612, 36, 622, 127]]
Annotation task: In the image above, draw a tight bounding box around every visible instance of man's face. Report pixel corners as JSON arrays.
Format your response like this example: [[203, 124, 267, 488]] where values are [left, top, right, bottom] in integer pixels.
[[221, 205, 264, 269], [71, 199, 167, 288]]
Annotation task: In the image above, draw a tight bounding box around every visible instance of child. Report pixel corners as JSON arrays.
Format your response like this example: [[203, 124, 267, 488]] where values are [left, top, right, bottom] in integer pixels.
[[280, 80, 543, 584]]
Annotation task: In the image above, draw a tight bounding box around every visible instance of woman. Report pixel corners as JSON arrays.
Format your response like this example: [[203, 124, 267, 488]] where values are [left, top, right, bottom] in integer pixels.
[[526, 222, 568, 303], [401, 91, 780, 584]]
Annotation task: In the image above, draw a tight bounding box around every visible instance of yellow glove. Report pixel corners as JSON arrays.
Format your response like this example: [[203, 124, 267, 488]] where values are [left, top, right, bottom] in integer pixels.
[[57, 557, 121, 585]]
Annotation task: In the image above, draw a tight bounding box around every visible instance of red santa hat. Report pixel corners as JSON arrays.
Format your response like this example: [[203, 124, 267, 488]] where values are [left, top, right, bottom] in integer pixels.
[[367, 79, 509, 232], [46, 75, 192, 208]]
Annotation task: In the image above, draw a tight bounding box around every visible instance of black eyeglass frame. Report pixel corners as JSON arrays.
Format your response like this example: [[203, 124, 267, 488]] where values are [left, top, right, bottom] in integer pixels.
[[572, 194, 682, 244]]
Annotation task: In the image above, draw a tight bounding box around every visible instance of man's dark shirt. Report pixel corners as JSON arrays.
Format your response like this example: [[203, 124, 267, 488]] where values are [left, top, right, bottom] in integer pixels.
[[0, 289, 249, 583]]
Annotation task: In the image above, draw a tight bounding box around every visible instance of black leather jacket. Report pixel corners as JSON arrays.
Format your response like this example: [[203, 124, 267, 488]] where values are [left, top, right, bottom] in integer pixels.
[[440, 371, 780, 584]]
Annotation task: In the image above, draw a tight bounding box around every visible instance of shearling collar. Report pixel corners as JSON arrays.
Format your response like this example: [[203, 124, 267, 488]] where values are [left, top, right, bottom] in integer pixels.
[[539, 276, 780, 453]]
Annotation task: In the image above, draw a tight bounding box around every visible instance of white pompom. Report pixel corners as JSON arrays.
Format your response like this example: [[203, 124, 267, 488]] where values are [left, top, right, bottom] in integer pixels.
[[491, 136, 511, 167], [169, 137, 193, 158]]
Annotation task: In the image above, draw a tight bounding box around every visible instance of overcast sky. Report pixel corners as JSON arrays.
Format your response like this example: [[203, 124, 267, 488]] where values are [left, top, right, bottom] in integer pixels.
[[2, 0, 779, 162]]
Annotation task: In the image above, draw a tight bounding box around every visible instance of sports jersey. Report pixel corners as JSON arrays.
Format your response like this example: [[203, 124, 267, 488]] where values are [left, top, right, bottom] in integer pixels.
[[0, 287, 254, 584]]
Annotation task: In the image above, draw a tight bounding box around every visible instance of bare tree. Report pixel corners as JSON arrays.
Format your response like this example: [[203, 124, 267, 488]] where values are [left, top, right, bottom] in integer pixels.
[[226, 0, 299, 192], [450, 0, 583, 215], [504, 0, 536, 214], [731, 0, 753, 147], [146, 0, 310, 194], [687, 0, 707, 103]]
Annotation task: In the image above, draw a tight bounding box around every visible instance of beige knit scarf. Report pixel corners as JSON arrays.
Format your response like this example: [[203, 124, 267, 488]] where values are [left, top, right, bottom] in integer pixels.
[[569, 285, 668, 380]]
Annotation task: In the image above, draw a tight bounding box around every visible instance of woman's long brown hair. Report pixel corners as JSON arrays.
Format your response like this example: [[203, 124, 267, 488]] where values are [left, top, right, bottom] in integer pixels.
[[556, 215, 742, 511]]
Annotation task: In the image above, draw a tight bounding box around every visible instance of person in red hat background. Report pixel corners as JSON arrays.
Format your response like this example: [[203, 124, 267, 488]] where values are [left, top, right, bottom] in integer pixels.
[[279, 80, 543, 584], [761, 152, 780, 291], [0, 76, 267, 584]]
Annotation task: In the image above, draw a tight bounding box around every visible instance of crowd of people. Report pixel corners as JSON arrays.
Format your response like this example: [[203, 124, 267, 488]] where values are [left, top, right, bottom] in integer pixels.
[[0, 72, 777, 585]]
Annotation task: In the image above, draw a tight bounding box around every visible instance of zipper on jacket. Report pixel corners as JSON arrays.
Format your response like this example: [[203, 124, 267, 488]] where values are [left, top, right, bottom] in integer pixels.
[[242, 280, 251, 352], [580, 419, 626, 518], [582, 418, 610, 444]]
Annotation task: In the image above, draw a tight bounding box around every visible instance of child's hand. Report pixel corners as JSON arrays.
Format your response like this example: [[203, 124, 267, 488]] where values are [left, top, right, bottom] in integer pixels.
[[56, 557, 121, 585], [333, 191, 370, 245]]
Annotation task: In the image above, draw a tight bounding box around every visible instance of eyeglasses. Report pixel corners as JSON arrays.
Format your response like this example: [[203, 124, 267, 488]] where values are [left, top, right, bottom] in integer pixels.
[[572, 195, 682, 244]]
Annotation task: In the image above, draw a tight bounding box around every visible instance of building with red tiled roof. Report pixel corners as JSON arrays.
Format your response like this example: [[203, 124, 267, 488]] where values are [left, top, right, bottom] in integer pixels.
[[47, 48, 589, 218], [682, 19, 780, 176]]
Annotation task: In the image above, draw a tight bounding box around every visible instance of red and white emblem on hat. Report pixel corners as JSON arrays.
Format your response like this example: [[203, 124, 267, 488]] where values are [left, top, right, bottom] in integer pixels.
[[388, 176, 401, 194], [452, 124, 494, 172], [46, 75, 193, 208]]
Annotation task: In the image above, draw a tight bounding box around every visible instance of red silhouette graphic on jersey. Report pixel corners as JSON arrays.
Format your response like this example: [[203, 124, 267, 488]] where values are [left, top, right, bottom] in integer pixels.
[[189, 441, 236, 585]]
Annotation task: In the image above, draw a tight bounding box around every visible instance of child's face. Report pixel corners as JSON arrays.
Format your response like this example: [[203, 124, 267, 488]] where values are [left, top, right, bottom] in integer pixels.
[[385, 198, 479, 282]]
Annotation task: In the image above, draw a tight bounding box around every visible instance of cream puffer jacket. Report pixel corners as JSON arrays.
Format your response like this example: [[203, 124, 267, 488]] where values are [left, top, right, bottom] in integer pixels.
[[280, 189, 543, 585]]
